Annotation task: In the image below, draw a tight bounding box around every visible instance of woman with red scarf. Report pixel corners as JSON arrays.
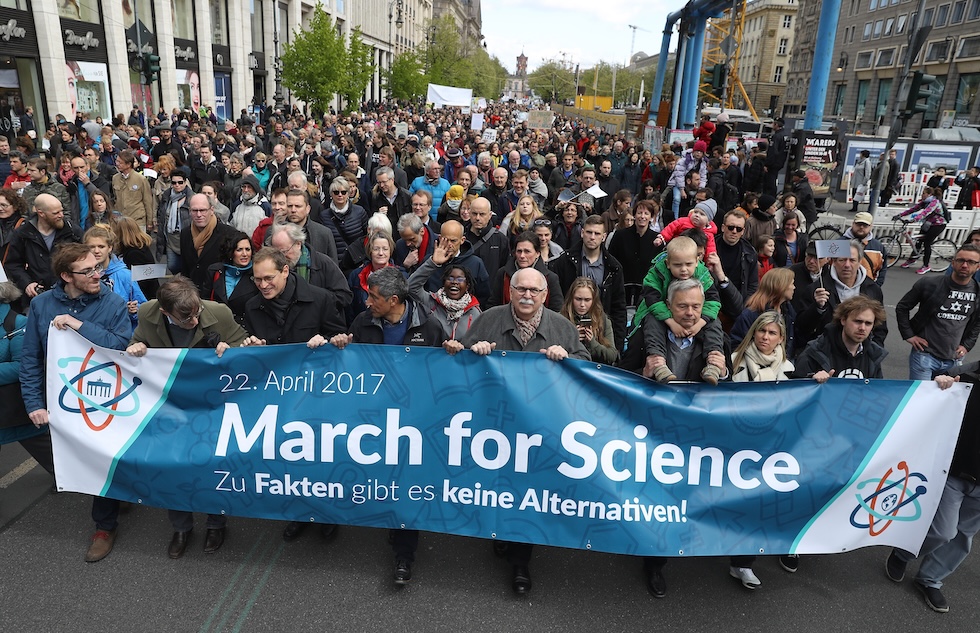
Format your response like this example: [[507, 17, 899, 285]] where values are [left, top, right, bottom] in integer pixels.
[[346, 232, 405, 323]]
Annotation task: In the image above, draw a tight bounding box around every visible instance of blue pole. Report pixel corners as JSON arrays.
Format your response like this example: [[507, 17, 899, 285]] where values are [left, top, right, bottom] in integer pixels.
[[670, 33, 688, 128], [650, 21, 678, 123], [802, 0, 843, 129], [682, 19, 707, 127]]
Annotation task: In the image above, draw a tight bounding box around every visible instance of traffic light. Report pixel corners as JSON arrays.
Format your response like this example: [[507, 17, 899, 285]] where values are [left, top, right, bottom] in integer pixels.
[[704, 64, 727, 98], [142, 53, 161, 84], [901, 71, 936, 119]]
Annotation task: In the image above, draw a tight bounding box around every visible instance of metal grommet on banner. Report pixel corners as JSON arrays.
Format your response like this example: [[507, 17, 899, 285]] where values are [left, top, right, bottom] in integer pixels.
[[759, 548, 765, 554], [400, 523, 406, 528], [596, 364, 601, 369], [500, 351, 506, 356], [404, 347, 411, 352], [678, 549, 684, 555], [308, 517, 316, 522], [586, 542, 592, 550], [137, 499, 143, 504], [221, 510, 226, 515], [491, 532, 497, 538], [864, 379, 870, 384]]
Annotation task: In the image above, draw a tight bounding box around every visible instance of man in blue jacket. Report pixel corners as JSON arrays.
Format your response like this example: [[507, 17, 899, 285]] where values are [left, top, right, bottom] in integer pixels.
[[19, 242, 132, 563]]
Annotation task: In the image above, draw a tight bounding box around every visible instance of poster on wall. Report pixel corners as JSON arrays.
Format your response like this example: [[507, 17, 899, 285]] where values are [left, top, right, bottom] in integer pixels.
[[214, 72, 231, 121], [907, 143, 974, 174], [177, 69, 201, 113], [66, 61, 111, 122]]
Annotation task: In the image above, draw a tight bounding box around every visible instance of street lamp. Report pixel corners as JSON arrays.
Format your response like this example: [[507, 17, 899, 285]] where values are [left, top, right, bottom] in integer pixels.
[[273, 25, 284, 111], [836, 52, 849, 73], [388, 0, 404, 49]]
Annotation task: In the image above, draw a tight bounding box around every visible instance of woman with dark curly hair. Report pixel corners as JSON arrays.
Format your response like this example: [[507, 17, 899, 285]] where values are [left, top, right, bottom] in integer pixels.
[[202, 231, 258, 325], [0, 188, 27, 253]]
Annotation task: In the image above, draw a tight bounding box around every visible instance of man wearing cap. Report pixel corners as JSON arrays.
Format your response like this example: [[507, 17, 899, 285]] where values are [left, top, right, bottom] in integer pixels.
[[791, 169, 818, 227], [369, 166, 413, 228], [843, 211, 887, 287], [743, 193, 778, 246], [442, 146, 466, 184], [763, 118, 788, 196]]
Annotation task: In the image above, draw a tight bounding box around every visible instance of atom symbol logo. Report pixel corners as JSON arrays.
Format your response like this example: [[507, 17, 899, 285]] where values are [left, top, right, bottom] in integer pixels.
[[849, 461, 927, 536], [57, 348, 142, 431]]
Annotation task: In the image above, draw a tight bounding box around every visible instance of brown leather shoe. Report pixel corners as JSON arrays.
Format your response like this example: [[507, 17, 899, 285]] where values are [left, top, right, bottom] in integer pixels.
[[168, 531, 192, 559], [85, 529, 117, 563], [203, 528, 225, 554]]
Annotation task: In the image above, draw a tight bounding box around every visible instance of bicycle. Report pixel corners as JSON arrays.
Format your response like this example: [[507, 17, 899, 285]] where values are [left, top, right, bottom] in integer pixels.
[[807, 223, 844, 241], [880, 219, 956, 272]]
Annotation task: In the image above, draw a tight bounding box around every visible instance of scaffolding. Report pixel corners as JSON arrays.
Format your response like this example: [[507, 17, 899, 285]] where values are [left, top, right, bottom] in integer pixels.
[[699, 0, 760, 121]]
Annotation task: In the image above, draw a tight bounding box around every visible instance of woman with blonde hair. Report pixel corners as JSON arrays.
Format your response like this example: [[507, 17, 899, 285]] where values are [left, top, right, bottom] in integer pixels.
[[731, 310, 794, 382], [499, 194, 543, 247], [730, 267, 797, 356], [560, 276, 617, 364], [152, 153, 177, 199], [112, 216, 157, 298]]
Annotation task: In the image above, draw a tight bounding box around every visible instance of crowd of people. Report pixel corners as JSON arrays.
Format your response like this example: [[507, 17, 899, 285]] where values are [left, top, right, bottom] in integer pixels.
[[0, 101, 978, 612]]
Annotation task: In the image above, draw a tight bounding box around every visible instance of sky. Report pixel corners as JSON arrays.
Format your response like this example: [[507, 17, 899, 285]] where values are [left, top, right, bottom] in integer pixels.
[[480, 0, 689, 75]]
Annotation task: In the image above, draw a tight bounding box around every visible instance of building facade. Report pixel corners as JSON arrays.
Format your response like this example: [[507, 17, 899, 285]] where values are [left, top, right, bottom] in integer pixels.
[[4, 0, 434, 132], [828, 0, 980, 135], [725, 0, 798, 117], [432, 0, 481, 46], [783, 0, 819, 116]]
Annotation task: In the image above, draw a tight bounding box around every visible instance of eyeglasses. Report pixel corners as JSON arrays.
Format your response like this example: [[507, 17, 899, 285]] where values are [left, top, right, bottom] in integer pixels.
[[447, 276, 466, 283], [189, 208, 210, 215], [724, 225, 745, 233], [255, 159, 266, 163], [70, 264, 105, 278], [331, 190, 348, 195], [255, 271, 284, 285], [511, 286, 545, 297], [953, 258, 980, 266], [169, 305, 203, 325], [533, 218, 552, 228], [171, 179, 185, 185]]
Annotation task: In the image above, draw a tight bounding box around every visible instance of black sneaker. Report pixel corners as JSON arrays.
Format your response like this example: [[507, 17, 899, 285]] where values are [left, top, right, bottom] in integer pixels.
[[917, 582, 949, 613], [885, 549, 907, 582], [779, 554, 799, 573], [394, 559, 412, 586]]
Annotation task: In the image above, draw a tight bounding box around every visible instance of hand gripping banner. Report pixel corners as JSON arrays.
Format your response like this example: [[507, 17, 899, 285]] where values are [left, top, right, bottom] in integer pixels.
[[46, 328, 971, 557]]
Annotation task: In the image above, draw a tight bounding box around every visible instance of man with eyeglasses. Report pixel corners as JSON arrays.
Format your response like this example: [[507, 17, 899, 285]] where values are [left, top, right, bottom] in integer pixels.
[[241, 247, 346, 544], [126, 275, 246, 559], [19, 242, 132, 562], [368, 166, 412, 228], [4, 193, 82, 298], [446, 267, 589, 595], [896, 244, 980, 380], [180, 193, 238, 293], [713, 210, 759, 324]]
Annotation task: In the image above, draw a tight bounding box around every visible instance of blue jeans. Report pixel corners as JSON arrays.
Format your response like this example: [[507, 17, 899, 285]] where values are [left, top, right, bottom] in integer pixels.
[[895, 476, 980, 589], [166, 249, 182, 275], [671, 186, 682, 217], [908, 349, 956, 380]]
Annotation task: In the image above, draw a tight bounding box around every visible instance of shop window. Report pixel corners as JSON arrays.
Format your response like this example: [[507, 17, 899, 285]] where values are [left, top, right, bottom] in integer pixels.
[[173, 0, 195, 40], [60, 0, 99, 22]]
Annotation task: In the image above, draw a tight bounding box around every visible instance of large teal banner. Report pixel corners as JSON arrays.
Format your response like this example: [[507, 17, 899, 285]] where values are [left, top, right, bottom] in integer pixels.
[[47, 329, 971, 557]]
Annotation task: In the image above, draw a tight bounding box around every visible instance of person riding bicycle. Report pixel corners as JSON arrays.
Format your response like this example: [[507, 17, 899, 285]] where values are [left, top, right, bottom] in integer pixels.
[[893, 186, 949, 275]]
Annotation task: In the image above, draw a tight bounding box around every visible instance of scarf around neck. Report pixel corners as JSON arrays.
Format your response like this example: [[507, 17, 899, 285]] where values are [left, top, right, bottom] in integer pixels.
[[191, 213, 217, 255], [735, 343, 790, 382], [434, 288, 472, 322], [511, 303, 543, 347]]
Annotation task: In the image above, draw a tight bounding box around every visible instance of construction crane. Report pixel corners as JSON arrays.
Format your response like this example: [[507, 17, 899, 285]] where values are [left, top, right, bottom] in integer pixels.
[[698, 0, 760, 120], [627, 24, 650, 63]]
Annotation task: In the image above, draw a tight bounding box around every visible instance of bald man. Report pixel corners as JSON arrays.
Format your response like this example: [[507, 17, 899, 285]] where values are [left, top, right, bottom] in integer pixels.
[[422, 219, 491, 307], [446, 266, 589, 594], [465, 196, 510, 281], [4, 192, 82, 297], [179, 193, 238, 292]]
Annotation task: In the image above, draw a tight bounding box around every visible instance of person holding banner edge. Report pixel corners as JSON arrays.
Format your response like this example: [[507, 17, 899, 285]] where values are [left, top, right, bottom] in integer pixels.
[[329, 265, 446, 586], [446, 266, 589, 596], [126, 275, 248, 559], [241, 247, 347, 544], [19, 242, 133, 563]]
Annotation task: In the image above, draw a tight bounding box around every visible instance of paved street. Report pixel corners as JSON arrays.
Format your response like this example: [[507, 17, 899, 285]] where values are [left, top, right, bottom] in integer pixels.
[[1, 265, 978, 632]]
